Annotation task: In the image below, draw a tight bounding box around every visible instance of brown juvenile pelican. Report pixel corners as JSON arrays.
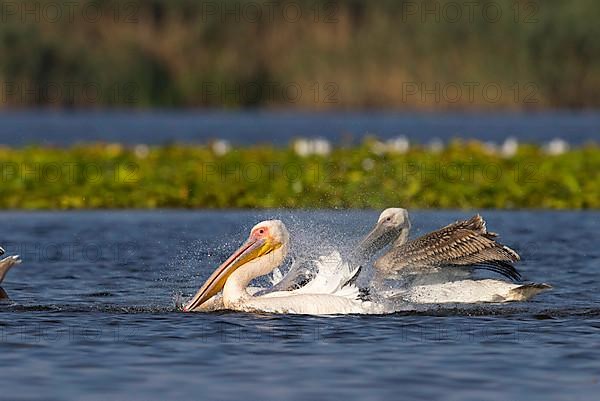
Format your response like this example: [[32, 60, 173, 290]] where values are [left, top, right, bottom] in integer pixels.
[[355, 208, 551, 302], [360, 208, 522, 281], [0, 247, 21, 300]]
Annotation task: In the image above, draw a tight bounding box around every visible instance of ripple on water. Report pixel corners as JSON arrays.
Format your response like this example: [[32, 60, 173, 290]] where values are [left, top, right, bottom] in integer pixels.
[[0, 210, 598, 401]]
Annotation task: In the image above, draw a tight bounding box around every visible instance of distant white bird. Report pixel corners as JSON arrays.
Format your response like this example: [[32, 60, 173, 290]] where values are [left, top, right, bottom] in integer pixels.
[[544, 138, 570, 155], [211, 139, 231, 156], [293, 138, 331, 157], [371, 136, 410, 155], [501, 137, 519, 157], [427, 138, 444, 153]]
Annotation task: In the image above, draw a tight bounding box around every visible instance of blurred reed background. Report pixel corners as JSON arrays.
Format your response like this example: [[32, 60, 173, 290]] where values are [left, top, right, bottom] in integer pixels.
[[0, 0, 598, 209], [0, 0, 598, 109]]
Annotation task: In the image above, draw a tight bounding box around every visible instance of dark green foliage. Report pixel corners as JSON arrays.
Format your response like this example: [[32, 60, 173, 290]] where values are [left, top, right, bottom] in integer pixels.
[[0, 141, 597, 209]]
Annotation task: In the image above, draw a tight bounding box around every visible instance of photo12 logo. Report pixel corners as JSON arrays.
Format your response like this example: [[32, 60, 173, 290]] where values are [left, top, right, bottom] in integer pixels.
[[400, 1, 539, 24], [401, 81, 539, 105], [0, 162, 140, 184], [0, 1, 139, 23], [199, 1, 340, 23], [391, 161, 539, 184], [201, 81, 339, 105], [1, 241, 139, 264], [1, 81, 139, 106]]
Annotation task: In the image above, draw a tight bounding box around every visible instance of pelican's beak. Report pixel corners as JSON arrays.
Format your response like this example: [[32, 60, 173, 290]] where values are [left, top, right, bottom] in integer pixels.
[[183, 235, 278, 312], [358, 223, 396, 258]]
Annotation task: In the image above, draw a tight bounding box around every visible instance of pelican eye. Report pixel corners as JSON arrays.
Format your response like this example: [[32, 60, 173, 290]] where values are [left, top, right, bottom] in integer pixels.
[[253, 227, 268, 237]]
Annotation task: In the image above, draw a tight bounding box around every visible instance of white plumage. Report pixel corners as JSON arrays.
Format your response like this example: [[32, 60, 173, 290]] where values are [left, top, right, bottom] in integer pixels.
[[184, 223, 381, 315], [183, 220, 549, 315], [382, 279, 551, 304]]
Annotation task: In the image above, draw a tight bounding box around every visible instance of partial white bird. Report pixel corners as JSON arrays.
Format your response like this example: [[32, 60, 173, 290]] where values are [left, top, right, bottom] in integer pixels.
[[0, 253, 22, 300]]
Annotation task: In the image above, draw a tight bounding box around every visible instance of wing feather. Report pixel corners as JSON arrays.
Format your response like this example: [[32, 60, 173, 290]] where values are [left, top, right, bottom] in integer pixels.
[[377, 215, 521, 280]]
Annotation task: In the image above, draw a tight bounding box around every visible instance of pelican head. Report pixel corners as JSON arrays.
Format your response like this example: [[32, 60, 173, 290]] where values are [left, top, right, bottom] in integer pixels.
[[183, 220, 289, 311], [358, 208, 411, 257]]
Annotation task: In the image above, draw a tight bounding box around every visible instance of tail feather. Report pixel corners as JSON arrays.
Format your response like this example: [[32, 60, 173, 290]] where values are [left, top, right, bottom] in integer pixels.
[[506, 283, 551, 301], [473, 261, 522, 281]]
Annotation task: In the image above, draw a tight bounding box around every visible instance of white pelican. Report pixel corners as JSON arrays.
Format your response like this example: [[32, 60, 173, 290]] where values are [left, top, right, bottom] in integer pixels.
[[0, 250, 22, 300], [183, 220, 381, 314]]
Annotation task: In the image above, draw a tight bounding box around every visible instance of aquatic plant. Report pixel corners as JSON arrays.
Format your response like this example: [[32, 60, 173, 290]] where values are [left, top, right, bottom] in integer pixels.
[[0, 141, 597, 209]]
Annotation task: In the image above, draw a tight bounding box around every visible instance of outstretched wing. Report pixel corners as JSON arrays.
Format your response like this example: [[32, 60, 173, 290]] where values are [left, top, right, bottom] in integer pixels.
[[265, 249, 362, 294], [265, 257, 316, 293], [381, 215, 521, 280], [293, 251, 360, 297]]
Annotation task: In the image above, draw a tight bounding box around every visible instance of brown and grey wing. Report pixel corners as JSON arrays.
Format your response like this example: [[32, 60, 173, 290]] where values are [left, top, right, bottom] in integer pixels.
[[387, 216, 521, 280], [437, 214, 496, 237]]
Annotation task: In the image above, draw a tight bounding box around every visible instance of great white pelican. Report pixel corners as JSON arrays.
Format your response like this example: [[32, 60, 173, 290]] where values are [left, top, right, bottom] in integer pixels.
[[183, 220, 381, 314]]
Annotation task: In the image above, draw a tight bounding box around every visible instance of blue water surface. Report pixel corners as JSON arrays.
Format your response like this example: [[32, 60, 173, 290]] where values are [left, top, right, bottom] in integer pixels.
[[1, 110, 598, 146], [0, 210, 599, 401]]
